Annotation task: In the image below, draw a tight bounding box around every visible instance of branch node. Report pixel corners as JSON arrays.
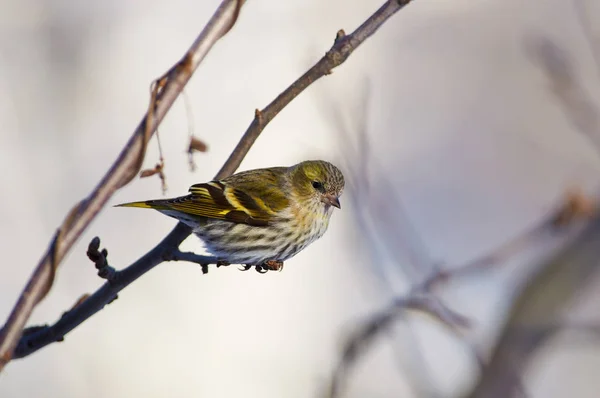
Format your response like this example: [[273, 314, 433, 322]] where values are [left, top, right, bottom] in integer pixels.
[[334, 29, 346, 44], [552, 188, 596, 228], [180, 52, 195, 76], [164, 249, 218, 274], [86, 237, 118, 283], [69, 294, 90, 311], [254, 108, 264, 124]]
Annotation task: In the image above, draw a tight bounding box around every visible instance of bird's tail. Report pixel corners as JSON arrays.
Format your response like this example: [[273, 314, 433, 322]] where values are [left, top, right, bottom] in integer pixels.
[[114, 200, 165, 209]]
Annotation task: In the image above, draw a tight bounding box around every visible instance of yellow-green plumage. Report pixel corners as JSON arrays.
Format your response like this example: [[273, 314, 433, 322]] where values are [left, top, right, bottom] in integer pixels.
[[116, 160, 344, 269]]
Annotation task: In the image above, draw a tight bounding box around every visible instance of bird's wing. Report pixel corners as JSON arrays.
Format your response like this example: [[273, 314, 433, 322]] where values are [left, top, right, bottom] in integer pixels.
[[175, 168, 290, 226]]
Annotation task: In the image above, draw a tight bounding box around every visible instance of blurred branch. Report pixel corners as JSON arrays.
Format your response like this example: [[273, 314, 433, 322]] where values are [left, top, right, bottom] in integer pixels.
[[463, 31, 600, 397], [2, 0, 415, 365], [331, 80, 436, 287], [572, 0, 600, 78], [326, 294, 470, 398], [327, 187, 597, 397], [466, 195, 600, 398], [552, 322, 600, 340], [326, 8, 600, 398], [0, 0, 245, 370], [416, 201, 565, 293], [528, 37, 600, 152]]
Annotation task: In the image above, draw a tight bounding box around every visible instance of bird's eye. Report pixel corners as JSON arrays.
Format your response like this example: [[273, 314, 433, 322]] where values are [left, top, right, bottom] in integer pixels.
[[312, 180, 324, 191]]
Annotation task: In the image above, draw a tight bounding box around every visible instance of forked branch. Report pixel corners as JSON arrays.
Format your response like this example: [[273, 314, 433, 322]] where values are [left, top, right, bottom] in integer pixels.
[[1, 0, 415, 367], [0, 0, 246, 370]]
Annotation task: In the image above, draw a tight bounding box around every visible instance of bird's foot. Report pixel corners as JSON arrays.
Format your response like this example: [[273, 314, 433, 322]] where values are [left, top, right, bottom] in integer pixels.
[[240, 264, 253, 272], [216, 260, 231, 268], [264, 260, 284, 272], [239, 264, 265, 273], [238, 260, 284, 273]]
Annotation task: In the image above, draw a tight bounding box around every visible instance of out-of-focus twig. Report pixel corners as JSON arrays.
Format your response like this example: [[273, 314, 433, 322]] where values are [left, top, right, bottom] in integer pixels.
[[464, 32, 600, 397], [181, 89, 209, 172], [465, 196, 600, 398], [326, 294, 470, 398], [327, 186, 598, 398], [572, 0, 600, 80], [5, 0, 415, 365], [188, 136, 209, 172], [528, 37, 600, 153], [327, 10, 600, 398], [0, 0, 245, 371]]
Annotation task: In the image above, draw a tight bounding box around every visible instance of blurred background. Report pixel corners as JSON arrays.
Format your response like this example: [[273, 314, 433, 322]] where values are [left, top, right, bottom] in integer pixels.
[[1, 0, 600, 397]]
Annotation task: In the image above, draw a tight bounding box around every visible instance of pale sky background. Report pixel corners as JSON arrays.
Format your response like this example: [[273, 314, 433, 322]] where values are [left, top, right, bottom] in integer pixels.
[[1, 0, 600, 397]]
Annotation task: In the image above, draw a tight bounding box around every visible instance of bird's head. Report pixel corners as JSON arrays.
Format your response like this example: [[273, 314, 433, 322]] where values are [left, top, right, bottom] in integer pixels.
[[289, 160, 345, 210]]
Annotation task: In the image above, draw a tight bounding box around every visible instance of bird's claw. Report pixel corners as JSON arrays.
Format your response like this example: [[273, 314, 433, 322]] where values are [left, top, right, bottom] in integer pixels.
[[264, 260, 284, 272], [216, 260, 231, 268], [238, 261, 284, 273]]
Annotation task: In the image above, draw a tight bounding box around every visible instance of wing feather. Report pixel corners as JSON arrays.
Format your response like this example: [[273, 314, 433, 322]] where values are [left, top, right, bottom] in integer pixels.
[[148, 168, 290, 226]]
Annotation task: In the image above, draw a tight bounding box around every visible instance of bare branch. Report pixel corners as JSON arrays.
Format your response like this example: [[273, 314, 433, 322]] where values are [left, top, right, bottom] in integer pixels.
[[216, 0, 414, 179], [0, 0, 245, 371], [3, 0, 415, 365], [12, 227, 216, 360], [324, 5, 600, 397]]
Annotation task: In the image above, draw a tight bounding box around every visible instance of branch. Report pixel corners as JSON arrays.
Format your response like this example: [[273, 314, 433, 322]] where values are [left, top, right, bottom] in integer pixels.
[[216, 0, 414, 178], [466, 206, 600, 398], [326, 188, 597, 397], [4, 0, 415, 365], [12, 232, 218, 360], [0, 0, 245, 370]]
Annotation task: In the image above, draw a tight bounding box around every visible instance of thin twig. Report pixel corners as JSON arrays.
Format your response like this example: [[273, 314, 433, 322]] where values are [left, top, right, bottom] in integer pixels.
[[165, 249, 216, 274], [0, 0, 245, 371], [416, 188, 597, 293], [139, 79, 169, 194], [12, 225, 211, 360], [327, 188, 597, 397], [216, 0, 414, 179], [6, 0, 415, 364], [182, 89, 209, 172]]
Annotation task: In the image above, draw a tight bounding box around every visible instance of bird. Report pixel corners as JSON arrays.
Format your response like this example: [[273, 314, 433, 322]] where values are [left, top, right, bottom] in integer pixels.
[[116, 160, 344, 273]]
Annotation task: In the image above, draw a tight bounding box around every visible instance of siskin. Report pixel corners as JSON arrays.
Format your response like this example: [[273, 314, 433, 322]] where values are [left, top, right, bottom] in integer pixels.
[[116, 160, 344, 273]]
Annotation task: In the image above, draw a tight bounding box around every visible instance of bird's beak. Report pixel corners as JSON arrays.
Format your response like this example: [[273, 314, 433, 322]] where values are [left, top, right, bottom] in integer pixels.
[[323, 194, 341, 209]]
